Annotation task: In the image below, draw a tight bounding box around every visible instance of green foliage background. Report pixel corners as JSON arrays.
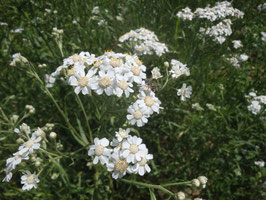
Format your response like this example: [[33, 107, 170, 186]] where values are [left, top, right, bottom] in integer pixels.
[[0, 0, 265, 199]]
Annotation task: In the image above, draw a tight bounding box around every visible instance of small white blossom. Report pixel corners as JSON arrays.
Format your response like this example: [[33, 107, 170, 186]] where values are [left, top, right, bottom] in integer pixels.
[[21, 171, 40, 191], [151, 67, 163, 79], [232, 40, 243, 49], [254, 161, 265, 167], [10, 53, 28, 66], [18, 134, 42, 154], [131, 150, 153, 176], [88, 138, 112, 165], [115, 128, 130, 142], [127, 102, 149, 127], [177, 83, 192, 101]]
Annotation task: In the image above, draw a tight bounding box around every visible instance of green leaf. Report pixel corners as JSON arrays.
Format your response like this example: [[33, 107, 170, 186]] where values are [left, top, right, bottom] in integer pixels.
[[149, 188, 157, 200]]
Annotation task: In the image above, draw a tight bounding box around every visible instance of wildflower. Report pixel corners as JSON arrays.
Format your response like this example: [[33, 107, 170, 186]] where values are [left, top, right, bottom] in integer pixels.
[[10, 28, 24, 33], [6, 151, 29, 170], [25, 105, 35, 114], [198, 176, 208, 188], [92, 6, 100, 15], [2, 172, 12, 182], [239, 54, 249, 62], [248, 100, 261, 115], [106, 151, 131, 179], [170, 60, 190, 78], [232, 40, 243, 49], [127, 102, 149, 127], [14, 123, 31, 136], [115, 128, 130, 142], [10, 53, 28, 66], [21, 171, 40, 191], [177, 83, 192, 101], [18, 134, 42, 154], [10, 115, 19, 123], [261, 32, 266, 42], [192, 179, 201, 187], [254, 161, 265, 167], [45, 74, 56, 88], [136, 91, 162, 115], [115, 74, 134, 98], [88, 138, 112, 165], [151, 67, 163, 79], [131, 150, 153, 176], [93, 69, 116, 96], [121, 136, 148, 163]]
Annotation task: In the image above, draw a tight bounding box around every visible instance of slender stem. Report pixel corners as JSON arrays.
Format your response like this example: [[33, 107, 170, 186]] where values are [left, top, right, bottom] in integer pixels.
[[76, 94, 93, 143], [27, 62, 86, 146], [120, 179, 175, 197], [161, 181, 192, 187]]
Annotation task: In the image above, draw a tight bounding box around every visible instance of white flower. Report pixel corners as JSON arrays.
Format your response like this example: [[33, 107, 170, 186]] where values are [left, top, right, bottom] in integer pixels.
[[106, 151, 131, 179], [261, 32, 266, 42], [170, 60, 190, 78], [115, 128, 130, 142], [232, 40, 242, 49], [206, 103, 217, 111], [88, 138, 112, 165], [239, 54, 249, 62], [2, 172, 12, 182], [25, 105, 35, 114], [10, 53, 28, 66], [45, 74, 56, 88], [254, 161, 265, 167], [21, 171, 40, 191], [14, 123, 31, 136], [127, 102, 149, 127], [177, 83, 192, 101], [131, 150, 153, 176], [94, 69, 116, 96], [198, 176, 208, 188], [92, 6, 100, 15], [121, 136, 148, 164], [6, 151, 29, 170], [115, 74, 134, 98], [151, 67, 163, 79], [192, 103, 204, 111], [69, 68, 97, 95], [192, 179, 201, 187], [18, 134, 42, 154], [248, 100, 261, 115], [136, 91, 162, 115]]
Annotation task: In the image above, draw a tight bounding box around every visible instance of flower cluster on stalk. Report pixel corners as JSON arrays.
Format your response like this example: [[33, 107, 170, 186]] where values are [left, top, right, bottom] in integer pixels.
[[88, 128, 153, 179], [176, 1, 244, 44], [246, 91, 265, 115], [119, 28, 168, 56]]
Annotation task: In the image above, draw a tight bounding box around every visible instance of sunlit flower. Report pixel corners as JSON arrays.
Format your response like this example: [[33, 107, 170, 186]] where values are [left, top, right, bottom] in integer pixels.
[[18, 134, 42, 154], [127, 102, 149, 127], [131, 150, 153, 176], [88, 138, 112, 165]]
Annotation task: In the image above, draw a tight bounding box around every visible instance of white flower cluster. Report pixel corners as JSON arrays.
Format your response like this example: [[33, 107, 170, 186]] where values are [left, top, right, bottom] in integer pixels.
[[52, 27, 63, 38], [119, 28, 168, 57], [177, 1, 244, 22], [46, 51, 162, 127], [177, 1, 244, 44], [2, 123, 44, 190], [232, 40, 243, 49], [88, 129, 153, 179], [246, 92, 265, 115], [226, 53, 249, 67]]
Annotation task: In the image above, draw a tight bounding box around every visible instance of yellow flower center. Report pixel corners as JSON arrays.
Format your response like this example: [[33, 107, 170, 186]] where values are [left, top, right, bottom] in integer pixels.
[[119, 130, 127, 138], [67, 67, 76, 76], [134, 57, 143, 66], [138, 157, 147, 166], [25, 139, 34, 148], [110, 58, 122, 68], [26, 175, 35, 184], [118, 80, 128, 91], [174, 69, 182, 76], [131, 66, 141, 76], [72, 54, 84, 63], [99, 76, 111, 88], [93, 60, 102, 68], [129, 144, 139, 154], [133, 110, 142, 119], [78, 77, 89, 87], [95, 145, 104, 156], [144, 96, 155, 107], [115, 159, 128, 173], [15, 154, 21, 160]]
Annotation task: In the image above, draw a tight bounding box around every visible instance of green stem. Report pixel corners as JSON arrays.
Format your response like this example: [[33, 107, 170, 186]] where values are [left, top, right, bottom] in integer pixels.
[[120, 179, 175, 197], [76, 94, 93, 143], [161, 181, 192, 187]]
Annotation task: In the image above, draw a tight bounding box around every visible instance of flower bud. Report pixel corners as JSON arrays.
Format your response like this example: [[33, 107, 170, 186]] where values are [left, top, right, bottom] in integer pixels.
[[164, 61, 169, 68], [177, 191, 185, 200], [49, 132, 57, 139], [198, 176, 208, 185], [35, 161, 41, 167], [16, 138, 24, 144], [192, 179, 200, 187], [11, 115, 19, 123]]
